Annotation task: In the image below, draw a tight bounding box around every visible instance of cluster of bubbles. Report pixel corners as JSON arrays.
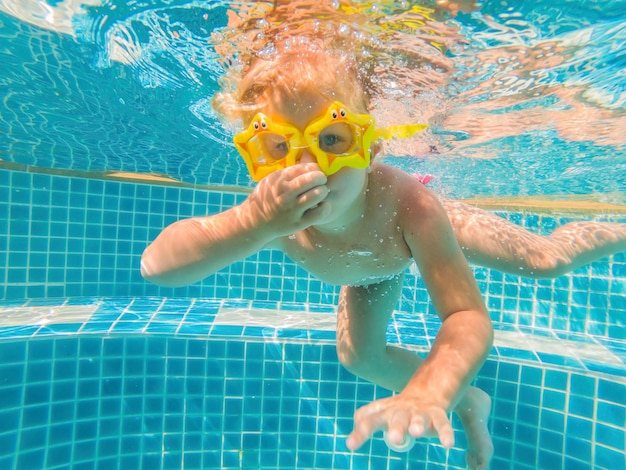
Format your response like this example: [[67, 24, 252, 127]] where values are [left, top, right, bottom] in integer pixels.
[[211, 1, 461, 111]]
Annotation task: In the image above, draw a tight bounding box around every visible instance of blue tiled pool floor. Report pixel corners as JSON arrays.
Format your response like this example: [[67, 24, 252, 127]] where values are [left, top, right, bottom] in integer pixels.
[[0, 297, 625, 469], [0, 334, 464, 470]]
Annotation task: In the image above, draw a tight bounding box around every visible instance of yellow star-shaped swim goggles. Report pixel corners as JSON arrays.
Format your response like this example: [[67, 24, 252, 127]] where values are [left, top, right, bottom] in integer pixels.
[[233, 102, 428, 181]]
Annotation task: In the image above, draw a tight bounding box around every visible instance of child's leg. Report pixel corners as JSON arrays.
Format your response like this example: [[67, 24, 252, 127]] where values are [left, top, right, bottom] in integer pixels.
[[442, 199, 626, 278], [336, 276, 493, 470]]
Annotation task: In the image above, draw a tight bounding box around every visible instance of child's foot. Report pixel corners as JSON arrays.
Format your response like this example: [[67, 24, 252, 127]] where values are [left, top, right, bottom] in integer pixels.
[[455, 387, 494, 470]]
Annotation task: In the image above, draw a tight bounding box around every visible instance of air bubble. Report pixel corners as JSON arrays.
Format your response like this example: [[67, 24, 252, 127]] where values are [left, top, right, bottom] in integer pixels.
[[384, 432, 415, 452]]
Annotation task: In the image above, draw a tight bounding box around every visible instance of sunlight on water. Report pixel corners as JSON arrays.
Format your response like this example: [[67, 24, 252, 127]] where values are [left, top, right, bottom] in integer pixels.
[[0, 0, 624, 201]]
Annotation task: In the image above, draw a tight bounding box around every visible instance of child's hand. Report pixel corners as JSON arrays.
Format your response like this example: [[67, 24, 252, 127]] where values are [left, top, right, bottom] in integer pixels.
[[346, 393, 455, 451], [245, 162, 331, 238]]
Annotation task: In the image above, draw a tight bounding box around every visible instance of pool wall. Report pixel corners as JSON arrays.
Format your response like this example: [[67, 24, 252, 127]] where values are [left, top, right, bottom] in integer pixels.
[[1, 166, 625, 469], [2, 166, 625, 336]]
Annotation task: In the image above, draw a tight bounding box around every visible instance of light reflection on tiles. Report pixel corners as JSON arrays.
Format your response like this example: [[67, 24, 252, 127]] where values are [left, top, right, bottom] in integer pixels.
[[0, 301, 100, 326], [0, 297, 623, 380], [214, 307, 337, 331]]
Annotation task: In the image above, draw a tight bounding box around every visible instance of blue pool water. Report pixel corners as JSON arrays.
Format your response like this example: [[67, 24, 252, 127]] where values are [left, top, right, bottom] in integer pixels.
[[1, 1, 626, 469]]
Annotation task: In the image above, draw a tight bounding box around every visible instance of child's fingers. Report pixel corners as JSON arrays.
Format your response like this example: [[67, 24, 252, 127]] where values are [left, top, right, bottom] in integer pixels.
[[345, 428, 368, 451], [282, 162, 326, 187], [346, 417, 381, 450], [433, 414, 455, 448], [346, 403, 389, 450], [297, 183, 329, 205], [408, 411, 454, 448], [266, 164, 326, 207], [256, 163, 325, 204], [290, 167, 327, 195], [347, 399, 454, 453], [385, 412, 412, 446]]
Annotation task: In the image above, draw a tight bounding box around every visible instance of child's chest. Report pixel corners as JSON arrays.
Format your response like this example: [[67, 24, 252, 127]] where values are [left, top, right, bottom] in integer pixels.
[[280, 228, 412, 286]]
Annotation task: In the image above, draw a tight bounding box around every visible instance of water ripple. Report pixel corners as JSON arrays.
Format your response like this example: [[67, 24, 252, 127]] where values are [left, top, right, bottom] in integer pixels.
[[0, 0, 624, 199]]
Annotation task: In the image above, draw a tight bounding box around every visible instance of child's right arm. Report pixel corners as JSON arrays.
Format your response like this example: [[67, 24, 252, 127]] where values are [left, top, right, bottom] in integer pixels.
[[140, 163, 329, 287]]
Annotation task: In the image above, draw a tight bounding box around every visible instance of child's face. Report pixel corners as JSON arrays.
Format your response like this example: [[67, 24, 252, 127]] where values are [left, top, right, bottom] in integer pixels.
[[262, 90, 372, 221], [267, 89, 373, 175], [234, 89, 375, 182], [266, 91, 360, 167], [234, 88, 426, 183]]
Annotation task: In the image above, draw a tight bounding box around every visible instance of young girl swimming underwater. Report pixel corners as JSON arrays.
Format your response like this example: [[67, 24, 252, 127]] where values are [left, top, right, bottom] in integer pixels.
[[142, 3, 626, 468]]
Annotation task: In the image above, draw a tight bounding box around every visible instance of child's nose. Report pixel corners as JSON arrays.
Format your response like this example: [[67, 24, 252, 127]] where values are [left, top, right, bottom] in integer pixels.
[[298, 149, 317, 165]]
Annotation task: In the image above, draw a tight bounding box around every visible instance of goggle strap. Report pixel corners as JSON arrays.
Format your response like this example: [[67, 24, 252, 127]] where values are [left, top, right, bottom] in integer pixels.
[[374, 123, 428, 141]]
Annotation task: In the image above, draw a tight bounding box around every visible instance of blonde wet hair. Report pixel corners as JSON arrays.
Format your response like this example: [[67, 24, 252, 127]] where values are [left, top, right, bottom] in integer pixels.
[[213, 44, 372, 124], [210, 0, 456, 159]]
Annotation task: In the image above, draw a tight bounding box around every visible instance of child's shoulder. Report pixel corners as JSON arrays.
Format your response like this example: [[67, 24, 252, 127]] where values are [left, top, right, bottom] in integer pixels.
[[371, 163, 438, 198], [369, 163, 446, 218]]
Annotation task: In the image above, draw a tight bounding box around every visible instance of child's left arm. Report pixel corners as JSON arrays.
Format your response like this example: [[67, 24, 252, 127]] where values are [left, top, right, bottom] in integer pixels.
[[347, 188, 493, 450]]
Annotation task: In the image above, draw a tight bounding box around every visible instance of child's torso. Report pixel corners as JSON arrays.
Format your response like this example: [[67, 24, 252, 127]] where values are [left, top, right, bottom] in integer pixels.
[[281, 231, 413, 286], [278, 168, 416, 286]]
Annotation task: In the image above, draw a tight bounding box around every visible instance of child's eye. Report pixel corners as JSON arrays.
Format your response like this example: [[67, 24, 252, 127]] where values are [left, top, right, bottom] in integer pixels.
[[320, 134, 343, 148], [260, 133, 289, 160], [319, 123, 354, 154]]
